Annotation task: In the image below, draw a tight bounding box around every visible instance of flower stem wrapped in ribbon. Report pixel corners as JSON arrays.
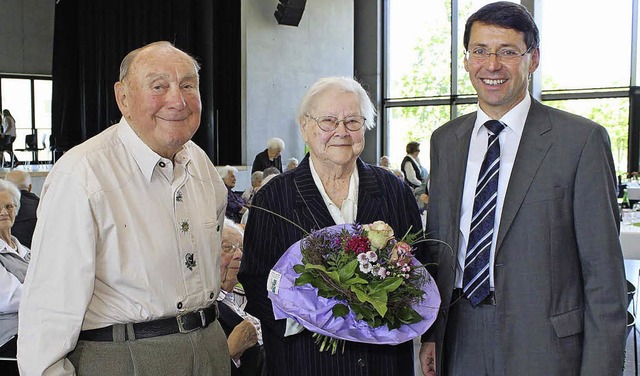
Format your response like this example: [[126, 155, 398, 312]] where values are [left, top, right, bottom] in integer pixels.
[[267, 221, 440, 354]]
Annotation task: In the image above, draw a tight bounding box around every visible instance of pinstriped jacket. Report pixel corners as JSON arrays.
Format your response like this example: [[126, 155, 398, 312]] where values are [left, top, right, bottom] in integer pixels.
[[238, 155, 426, 376]]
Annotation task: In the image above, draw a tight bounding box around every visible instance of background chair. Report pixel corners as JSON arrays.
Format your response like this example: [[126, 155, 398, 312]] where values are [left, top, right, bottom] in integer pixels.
[[14, 134, 44, 165]]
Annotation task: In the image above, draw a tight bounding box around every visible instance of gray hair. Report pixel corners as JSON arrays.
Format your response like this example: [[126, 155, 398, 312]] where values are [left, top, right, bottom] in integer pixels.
[[286, 157, 298, 167], [296, 76, 376, 130], [250, 171, 264, 184], [223, 217, 244, 237], [0, 180, 21, 213], [267, 138, 285, 151], [5, 170, 31, 190], [219, 165, 238, 178], [118, 41, 201, 81]]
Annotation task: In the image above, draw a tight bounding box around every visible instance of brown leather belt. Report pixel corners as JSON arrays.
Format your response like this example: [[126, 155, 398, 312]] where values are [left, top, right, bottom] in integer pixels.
[[79, 303, 219, 342]]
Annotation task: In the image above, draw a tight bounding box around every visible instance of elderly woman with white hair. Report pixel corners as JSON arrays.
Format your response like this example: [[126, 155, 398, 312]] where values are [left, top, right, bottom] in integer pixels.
[[0, 180, 30, 374], [220, 165, 247, 223], [239, 76, 425, 376], [251, 138, 284, 174]]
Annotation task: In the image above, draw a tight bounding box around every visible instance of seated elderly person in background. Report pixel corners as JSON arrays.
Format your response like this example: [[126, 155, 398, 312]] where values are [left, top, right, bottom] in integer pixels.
[[285, 157, 298, 171], [4, 170, 39, 248], [251, 138, 284, 174], [218, 219, 265, 376], [221, 165, 247, 223], [0, 180, 30, 376], [239, 76, 424, 376], [378, 155, 390, 169], [242, 171, 263, 206]]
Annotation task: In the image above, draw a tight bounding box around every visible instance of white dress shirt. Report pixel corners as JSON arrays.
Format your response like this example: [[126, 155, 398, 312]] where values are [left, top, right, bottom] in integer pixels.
[[403, 155, 423, 187], [18, 118, 228, 376], [455, 93, 530, 289], [309, 158, 359, 225]]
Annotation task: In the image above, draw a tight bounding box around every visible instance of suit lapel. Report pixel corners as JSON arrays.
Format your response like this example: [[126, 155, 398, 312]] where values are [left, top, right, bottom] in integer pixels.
[[292, 156, 336, 231], [448, 115, 476, 253], [356, 159, 385, 223], [495, 100, 553, 253]]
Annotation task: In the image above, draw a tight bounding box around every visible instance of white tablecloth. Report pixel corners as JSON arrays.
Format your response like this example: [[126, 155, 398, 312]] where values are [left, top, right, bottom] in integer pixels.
[[621, 223, 640, 259]]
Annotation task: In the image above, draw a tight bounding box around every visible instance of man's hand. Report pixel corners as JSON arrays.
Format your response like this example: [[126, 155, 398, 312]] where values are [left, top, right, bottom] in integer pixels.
[[419, 342, 436, 376], [227, 319, 258, 360]]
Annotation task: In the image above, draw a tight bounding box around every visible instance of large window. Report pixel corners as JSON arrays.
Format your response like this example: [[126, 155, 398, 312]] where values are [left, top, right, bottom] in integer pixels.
[[383, 0, 638, 175], [0, 76, 52, 164]]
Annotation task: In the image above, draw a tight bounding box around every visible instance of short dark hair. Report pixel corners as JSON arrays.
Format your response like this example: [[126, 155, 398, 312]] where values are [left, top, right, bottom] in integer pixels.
[[406, 141, 420, 154], [463, 2, 540, 51]]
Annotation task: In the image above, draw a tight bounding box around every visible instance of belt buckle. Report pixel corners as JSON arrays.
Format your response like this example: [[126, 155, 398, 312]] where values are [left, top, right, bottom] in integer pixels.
[[176, 310, 206, 333]]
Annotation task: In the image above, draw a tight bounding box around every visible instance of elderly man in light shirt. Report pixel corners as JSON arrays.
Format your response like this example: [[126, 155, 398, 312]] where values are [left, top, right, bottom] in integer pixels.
[[17, 41, 230, 376]]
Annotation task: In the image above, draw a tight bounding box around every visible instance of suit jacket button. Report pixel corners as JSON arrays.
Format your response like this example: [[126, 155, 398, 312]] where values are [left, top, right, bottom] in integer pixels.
[[357, 358, 365, 367]]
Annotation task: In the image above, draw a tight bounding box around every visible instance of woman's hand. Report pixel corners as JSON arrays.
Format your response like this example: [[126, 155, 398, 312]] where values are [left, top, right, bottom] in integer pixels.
[[227, 319, 259, 360]]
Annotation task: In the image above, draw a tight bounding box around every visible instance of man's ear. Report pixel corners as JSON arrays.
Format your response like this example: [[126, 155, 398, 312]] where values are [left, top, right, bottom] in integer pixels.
[[114, 81, 129, 118]]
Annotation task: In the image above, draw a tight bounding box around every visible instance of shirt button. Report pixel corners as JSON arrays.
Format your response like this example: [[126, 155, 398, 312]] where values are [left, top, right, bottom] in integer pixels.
[[357, 358, 365, 367], [159, 161, 166, 168], [177, 302, 183, 309], [216, 225, 220, 232], [210, 292, 215, 299]]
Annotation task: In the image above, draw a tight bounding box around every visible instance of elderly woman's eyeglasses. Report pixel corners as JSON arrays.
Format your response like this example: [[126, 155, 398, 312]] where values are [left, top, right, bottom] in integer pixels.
[[305, 114, 366, 132], [465, 47, 532, 63], [222, 242, 242, 254], [0, 204, 16, 213]]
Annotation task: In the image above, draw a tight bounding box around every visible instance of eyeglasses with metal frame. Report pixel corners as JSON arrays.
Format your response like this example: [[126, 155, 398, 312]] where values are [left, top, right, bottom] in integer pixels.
[[465, 46, 533, 62], [305, 114, 366, 132], [222, 242, 242, 254]]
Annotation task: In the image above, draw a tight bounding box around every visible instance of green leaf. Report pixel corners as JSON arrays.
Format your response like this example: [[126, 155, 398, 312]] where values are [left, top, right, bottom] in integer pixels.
[[368, 289, 389, 317], [332, 304, 350, 318], [337, 259, 359, 282], [305, 263, 340, 282], [370, 277, 403, 294], [343, 275, 369, 286], [293, 264, 306, 274], [294, 272, 315, 286]]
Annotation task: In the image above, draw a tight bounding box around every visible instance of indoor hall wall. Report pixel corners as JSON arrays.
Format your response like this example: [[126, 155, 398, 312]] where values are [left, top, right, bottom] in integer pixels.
[[240, 0, 354, 188], [0, 0, 54, 74]]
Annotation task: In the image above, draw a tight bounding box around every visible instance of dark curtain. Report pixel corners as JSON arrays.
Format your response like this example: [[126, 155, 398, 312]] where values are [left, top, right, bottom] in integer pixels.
[[51, 0, 241, 165]]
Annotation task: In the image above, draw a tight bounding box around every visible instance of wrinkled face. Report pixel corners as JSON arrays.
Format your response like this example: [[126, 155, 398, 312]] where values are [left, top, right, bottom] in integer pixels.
[[464, 22, 539, 119], [252, 176, 263, 188], [300, 88, 365, 169], [115, 45, 202, 159], [0, 191, 16, 231], [220, 227, 243, 288], [268, 147, 282, 159], [223, 171, 236, 188]]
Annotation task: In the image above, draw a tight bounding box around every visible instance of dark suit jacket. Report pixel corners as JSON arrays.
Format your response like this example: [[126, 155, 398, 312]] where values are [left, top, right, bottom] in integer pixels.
[[12, 190, 39, 248], [251, 149, 282, 174], [238, 155, 426, 376], [425, 99, 627, 375]]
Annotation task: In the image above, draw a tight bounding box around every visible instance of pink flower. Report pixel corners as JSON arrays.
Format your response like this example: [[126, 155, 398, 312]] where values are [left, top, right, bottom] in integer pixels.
[[390, 241, 413, 266], [377, 267, 387, 279]]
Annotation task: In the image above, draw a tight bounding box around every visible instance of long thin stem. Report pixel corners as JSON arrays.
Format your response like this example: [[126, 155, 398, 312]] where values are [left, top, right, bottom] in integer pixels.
[[248, 204, 310, 236]]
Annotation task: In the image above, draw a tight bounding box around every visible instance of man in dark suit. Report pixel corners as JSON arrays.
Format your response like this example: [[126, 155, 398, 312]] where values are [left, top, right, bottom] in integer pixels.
[[5, 170, 39, 248], [420, 2, 627, 376]]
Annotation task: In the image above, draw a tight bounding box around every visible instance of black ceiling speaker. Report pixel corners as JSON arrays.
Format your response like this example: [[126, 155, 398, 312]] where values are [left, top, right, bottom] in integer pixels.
[[274, 0, 307, 27]]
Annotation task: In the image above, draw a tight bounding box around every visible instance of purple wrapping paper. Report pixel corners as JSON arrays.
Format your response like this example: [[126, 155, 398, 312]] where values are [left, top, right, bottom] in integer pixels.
[[267, 224, 441, 345]]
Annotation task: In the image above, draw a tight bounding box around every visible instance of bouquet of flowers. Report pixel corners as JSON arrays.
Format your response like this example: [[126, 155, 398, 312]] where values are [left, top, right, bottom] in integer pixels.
[[267, 221, 440, 353]]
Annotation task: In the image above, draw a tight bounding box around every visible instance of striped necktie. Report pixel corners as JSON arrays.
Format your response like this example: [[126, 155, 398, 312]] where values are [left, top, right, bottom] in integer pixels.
[[463, 119, 505, 306]]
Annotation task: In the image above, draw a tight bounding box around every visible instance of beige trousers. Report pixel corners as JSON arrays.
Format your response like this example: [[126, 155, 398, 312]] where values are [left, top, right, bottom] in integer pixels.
[[69, 321, 230, 376]]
